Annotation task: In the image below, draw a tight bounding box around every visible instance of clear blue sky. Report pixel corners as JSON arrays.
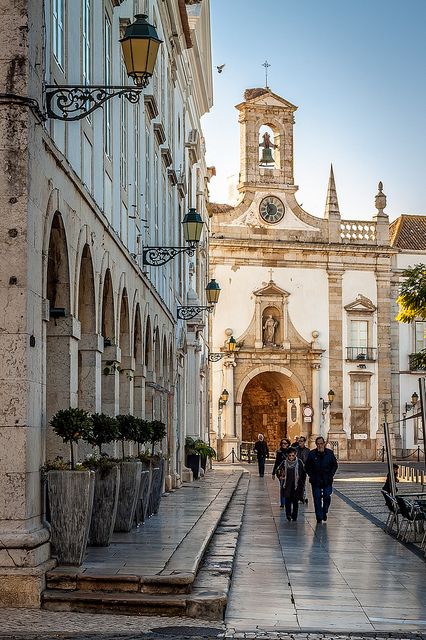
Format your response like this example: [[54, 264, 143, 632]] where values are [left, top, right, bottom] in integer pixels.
[[202, 0, 426, 221]]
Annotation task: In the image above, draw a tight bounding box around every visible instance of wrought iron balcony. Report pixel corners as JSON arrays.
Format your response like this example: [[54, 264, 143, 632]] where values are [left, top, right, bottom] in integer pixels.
[[346, 347, 377, 362], [409, 353, 426, 371]]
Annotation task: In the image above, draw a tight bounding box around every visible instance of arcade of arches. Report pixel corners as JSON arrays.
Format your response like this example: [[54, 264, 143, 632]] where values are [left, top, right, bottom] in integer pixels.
[[242, 371, 301, 451]]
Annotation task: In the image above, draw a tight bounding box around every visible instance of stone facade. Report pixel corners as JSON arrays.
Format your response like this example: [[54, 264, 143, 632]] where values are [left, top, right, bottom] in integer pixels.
[[0, 0, 212, 608], [209, 88, 400, 462]]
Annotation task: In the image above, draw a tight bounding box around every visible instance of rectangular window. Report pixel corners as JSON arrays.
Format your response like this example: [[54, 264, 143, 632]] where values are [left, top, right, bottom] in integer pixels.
[[104, 173, 112, 223], [82, 134, 93, 192], [120, 64, 128, 189], [350, 320, 368, 347], [145, 126, 150, 225], [154, 151, 159, 243], [134, 103, 140, 215], [121, 202, 128, 246], [415, 321, 426, 352], [104, 14, 112, 157], [352, 380, 368, 407], [82, 0, 91, 85], [52, 0, 64, 70]]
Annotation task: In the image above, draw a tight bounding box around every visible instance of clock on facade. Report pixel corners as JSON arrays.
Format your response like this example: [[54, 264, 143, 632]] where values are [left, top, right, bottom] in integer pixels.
[[259, 196, 285, 224]]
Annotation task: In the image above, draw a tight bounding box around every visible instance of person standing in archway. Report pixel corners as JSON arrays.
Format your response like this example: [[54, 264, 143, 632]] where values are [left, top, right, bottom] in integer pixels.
[[254, 433, 269, 477], [305, 436, 338, 523]]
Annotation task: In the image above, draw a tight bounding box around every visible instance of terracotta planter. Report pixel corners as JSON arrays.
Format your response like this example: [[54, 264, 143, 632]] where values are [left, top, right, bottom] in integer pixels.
[[114, 461, 142, 532], [48, 470, 95, 565], [89, 465, 120, 546]]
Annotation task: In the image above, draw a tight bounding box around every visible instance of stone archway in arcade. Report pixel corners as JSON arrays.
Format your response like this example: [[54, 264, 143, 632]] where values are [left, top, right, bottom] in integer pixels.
[[242, 371, 299, 452]]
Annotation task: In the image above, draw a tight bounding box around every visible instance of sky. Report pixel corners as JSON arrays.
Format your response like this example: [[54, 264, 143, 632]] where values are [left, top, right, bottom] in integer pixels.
[[201, 0, 426, 221]]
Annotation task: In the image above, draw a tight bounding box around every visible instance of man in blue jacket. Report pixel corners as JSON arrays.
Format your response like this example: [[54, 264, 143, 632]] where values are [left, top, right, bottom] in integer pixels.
[[305, 436, 338, 523]]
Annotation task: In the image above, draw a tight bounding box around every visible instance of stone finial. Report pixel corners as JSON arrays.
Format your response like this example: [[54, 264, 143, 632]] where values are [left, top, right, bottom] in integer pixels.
[[375, 181, 387, 215], [324, 164, 341, 219]]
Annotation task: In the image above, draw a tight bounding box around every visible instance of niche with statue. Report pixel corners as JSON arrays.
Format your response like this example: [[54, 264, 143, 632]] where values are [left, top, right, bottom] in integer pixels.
[[262, 306, 281, 347]]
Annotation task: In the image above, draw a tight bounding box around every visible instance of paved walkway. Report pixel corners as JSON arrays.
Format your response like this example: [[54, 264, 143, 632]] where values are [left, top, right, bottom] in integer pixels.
[[226, 465, 426, 634]]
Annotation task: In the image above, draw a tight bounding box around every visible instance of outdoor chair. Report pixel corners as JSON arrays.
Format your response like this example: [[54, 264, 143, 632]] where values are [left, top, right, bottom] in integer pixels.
[[395, 496, 426, 542], [381, 490, 400, 533]]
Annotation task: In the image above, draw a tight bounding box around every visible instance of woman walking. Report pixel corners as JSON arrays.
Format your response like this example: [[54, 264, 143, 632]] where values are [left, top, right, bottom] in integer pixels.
[[272, 438, 291, 508], [279, 447, 306, 521]]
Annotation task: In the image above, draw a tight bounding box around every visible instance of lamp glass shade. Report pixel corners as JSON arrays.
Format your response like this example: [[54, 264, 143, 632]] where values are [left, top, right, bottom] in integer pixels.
[[328, 389, 335, 404], [227, 336, 237, 352], [182, 208, 203, 243], [412, 392, 419, 406], [206, 278, 221, 304], [220, 389, 229, 404], [120, 14, 162, 85]]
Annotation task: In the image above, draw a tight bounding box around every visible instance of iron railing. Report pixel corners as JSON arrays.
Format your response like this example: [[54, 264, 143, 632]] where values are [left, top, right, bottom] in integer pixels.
[[346, 347, 377, 361]]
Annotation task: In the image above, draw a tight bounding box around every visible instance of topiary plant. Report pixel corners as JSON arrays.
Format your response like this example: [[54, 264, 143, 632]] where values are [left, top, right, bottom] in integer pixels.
[[134, 418, 152, 455], [116, 414, 140, 459], [50, 408, 93, 469], [85, 413, 119, 454], [150, 420, 166, 454]]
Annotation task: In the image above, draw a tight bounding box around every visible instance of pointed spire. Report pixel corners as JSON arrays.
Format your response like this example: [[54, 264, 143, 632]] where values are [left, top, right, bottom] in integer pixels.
[[324, 164, 341, 219]]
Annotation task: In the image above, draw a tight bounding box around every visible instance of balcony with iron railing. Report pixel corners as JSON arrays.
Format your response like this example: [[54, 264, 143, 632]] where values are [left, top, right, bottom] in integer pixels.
[[346, 347, 377, 362], [409, 353, 426, 371]]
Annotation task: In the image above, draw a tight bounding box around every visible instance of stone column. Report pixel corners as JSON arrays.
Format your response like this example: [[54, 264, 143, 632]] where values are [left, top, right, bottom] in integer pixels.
[[101, 345, 121, 417], [78, 333, 103, 413], [222, 356, 238, 458], [133, 363, 145, 418], [326, 267, 348, 459], [255, 298, 263, 348], [185, 328, 199, 438], [311, 363, 321, 439], [46, 315, 81, 459], [119, 355, 135, 415]]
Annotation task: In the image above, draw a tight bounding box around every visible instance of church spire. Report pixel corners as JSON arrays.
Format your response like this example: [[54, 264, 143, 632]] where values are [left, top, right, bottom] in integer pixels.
[[324, 164, 341, 219]]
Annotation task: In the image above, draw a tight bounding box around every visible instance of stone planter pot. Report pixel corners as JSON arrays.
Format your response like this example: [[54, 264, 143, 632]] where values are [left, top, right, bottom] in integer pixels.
[[89, 465, 120, 546], [186, 453, 201, 480], [153, 458, 166, 514], [48, 470, 95, 566], [114, 461, 142, 532], [134, 469, 150, 526]]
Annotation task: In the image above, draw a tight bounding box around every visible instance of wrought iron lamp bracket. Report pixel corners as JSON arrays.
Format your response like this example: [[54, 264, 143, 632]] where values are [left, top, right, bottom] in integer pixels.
[[208, 353, 225, 362], [45, 84, 144, 121], [177, 306, 214, 321], [142, 245, 196, 266]]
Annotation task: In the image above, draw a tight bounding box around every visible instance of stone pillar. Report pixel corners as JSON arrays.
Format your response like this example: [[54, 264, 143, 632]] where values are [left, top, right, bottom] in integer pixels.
[[326, 267, 348, 459], [185, 328, 200, 438], [119, 355, 135, 415], [311, 364, 321, 439], [46, 315, 81, 459], [78, 333, 103, 413], [376, 268, 400, 454], [145, 373, 155, 420], [133, 364, 145, 418], [101, 345, 121, 417], [222, 356, 238, 458], [255, 298, 263, 348]]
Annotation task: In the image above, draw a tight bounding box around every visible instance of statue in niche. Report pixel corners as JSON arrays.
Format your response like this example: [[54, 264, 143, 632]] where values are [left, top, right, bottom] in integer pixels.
[[263, 314, 278, 346]]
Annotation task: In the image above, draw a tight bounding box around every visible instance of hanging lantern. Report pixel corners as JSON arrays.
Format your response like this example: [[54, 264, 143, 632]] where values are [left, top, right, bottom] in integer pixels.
[[120, 14, 162, 88], [206, 279, 221, 304], [182, 208, 204, 244]]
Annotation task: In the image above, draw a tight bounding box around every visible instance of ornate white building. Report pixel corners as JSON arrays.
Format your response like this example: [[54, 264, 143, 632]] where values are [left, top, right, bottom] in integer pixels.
[[209, 88, 425, 462], [0, 0, 212, 607]]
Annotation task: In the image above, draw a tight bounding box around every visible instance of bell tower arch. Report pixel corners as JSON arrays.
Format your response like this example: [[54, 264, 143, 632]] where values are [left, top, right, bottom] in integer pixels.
[[236, 88, 298, 194]]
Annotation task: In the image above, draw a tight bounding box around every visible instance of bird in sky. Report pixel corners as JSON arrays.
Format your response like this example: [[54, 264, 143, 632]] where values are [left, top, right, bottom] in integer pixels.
[[216, 64, 225, 73]]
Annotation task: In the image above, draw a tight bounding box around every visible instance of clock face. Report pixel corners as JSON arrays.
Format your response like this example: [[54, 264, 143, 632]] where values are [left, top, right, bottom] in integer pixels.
[[259, 196, 285, 224]]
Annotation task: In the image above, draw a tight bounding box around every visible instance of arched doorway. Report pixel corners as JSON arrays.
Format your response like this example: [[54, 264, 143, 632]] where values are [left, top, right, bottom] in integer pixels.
[[241, 371, 300, 452]]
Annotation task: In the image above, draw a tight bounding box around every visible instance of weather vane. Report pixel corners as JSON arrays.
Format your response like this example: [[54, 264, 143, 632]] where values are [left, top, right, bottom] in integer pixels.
[[262, 60, 271, 89]]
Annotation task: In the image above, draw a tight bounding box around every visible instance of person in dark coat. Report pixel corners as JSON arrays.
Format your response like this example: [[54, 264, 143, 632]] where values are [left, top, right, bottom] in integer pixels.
[[272, 438, 291, 507], [279, 447, 306, 521], [254, 433, 269, 477], [383, 463, 399, 494], [305, 436, 338, 523], [296, 436, 310, 503]]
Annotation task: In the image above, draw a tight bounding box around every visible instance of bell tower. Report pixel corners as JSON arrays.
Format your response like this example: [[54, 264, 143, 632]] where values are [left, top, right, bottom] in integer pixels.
[[236, 88, 298, 194]]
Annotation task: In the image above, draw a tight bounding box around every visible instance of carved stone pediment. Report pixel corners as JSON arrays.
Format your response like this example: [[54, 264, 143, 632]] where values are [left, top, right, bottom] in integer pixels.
[[254, 281, 289, 298], [344, 294, 376, 314]]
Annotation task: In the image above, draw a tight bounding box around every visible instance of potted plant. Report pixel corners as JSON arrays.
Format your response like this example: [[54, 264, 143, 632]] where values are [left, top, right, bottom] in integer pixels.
[[194, 439, 217, 471], [83, 413, 120, 546], [134, 418, 152, 525], [114, 414, 142, 532], [48, 408, 94, 565], [185, 436, 201, 480], [149, 420, 167, 513]]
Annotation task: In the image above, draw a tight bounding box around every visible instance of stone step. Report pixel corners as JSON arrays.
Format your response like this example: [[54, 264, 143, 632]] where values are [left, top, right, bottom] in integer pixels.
[[43, 471, 244, 603]]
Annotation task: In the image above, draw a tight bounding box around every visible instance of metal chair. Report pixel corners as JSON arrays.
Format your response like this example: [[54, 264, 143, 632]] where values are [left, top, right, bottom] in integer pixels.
[[395, 496, 426, 542], [381, 490, 400, 533]]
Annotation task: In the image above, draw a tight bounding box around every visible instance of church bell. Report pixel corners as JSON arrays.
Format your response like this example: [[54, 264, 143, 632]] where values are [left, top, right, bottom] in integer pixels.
[[260, 147, 274, 165]]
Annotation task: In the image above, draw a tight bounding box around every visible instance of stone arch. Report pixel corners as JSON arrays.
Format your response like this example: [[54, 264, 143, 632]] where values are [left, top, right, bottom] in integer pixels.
[[162, 335, 168, 386], [133, 303, 143, 417], [144, 315, 153, 371], [235, 365, 307, 404], [153, 326, 161, 419], [45, 211, 73, 460], [101, 268, 115, 344], [77, 244, 98, 416], [118, 287, 131, 414], [144, 315, 153, 419]]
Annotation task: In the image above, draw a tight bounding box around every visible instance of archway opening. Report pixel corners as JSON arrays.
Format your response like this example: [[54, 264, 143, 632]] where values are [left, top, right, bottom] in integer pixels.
[[259, 124, 277, 168], [241, 371, 299, 452]]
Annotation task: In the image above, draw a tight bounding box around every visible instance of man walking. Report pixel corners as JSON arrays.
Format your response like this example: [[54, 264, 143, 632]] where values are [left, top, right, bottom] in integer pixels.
[[254, 433, 269, 477], [305, 436, 338, 523]]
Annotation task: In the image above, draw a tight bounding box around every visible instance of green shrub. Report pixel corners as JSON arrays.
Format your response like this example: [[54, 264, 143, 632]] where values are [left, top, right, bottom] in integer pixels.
[[86, 413, 119, 454], [116, 414, 140, 459], [50, 408, 93, 469]]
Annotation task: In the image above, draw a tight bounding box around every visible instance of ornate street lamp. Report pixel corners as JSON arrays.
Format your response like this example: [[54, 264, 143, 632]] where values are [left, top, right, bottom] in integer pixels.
[[177, 279, 221, 320], [142, 208, 204, 266], [46, 15, 162, 121], [208, 336, 237, 362], [219, 389, 229, 410], [321, 389, 335, 411], [405, 391, 419, 413]]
